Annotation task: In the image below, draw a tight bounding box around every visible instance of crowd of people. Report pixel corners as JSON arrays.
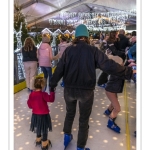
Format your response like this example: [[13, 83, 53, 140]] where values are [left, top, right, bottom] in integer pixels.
[[20, 24, 136, 150]]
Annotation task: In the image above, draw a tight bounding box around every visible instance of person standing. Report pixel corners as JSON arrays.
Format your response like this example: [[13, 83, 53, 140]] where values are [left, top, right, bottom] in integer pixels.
[[124, 31, 136, 68], [58, 37, 71, 87], [21, 37, 38, 92], [114, 29, 130, 62], [58, 37, 71, 58], [103, 54, 124, 133], [27, 77, 55, 150], [50, 24, 135, 150], [97, 33, 110, 88], [51, 36, 71, 62], [127, 31, 136, 62], [38, 34, 53, 92]]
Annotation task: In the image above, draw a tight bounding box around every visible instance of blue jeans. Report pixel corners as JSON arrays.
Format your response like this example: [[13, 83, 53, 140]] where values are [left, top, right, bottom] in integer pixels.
[[40, 67, 52, 91]]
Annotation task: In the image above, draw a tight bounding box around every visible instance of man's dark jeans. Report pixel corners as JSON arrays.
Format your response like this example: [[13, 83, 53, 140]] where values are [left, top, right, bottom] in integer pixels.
[[63, 88, 94, 148]]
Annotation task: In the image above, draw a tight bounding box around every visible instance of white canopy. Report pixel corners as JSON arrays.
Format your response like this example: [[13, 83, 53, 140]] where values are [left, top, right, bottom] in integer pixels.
[[14, 0, 136, 31]]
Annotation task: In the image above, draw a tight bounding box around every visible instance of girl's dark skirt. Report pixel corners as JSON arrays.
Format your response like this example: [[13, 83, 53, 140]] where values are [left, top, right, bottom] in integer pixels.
[[30, 113, 52, 135]]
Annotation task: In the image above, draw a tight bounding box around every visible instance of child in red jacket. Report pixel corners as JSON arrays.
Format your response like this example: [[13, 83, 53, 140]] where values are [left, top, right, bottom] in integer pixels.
[[27, 77, 55, 150]]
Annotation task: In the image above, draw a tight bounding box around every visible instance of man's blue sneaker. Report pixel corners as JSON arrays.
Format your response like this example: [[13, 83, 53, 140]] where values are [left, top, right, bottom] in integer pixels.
[[64, 134, 73, 149]]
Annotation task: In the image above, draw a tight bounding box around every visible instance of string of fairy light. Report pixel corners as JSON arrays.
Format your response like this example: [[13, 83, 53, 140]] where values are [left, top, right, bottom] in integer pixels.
[[49, 10, 136, 28]]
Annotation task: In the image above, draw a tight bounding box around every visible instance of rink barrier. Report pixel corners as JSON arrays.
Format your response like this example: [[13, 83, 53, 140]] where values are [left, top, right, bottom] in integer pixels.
[[14, 67, 56, 93]]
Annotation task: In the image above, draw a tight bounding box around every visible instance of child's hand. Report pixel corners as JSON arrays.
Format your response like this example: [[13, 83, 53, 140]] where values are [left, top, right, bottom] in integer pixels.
[[50, 87, 56, 92], [50, 91, 55, 102]]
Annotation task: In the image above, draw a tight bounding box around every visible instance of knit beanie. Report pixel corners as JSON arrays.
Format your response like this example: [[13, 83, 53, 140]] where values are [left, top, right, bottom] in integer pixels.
[[75, 24, 89, 38]]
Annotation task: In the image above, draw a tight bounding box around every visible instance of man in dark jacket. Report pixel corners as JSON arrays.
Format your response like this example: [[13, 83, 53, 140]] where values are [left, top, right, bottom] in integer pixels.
[[50, 24, 134, 150]]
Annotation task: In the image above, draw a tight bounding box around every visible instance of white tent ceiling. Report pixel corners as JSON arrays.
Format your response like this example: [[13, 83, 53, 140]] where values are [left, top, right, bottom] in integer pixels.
[[14, 0, 136, 31]]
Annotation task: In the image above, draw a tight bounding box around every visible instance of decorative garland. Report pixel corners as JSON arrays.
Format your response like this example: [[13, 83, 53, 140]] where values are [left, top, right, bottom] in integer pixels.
[[14, 3, 28, 50]]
